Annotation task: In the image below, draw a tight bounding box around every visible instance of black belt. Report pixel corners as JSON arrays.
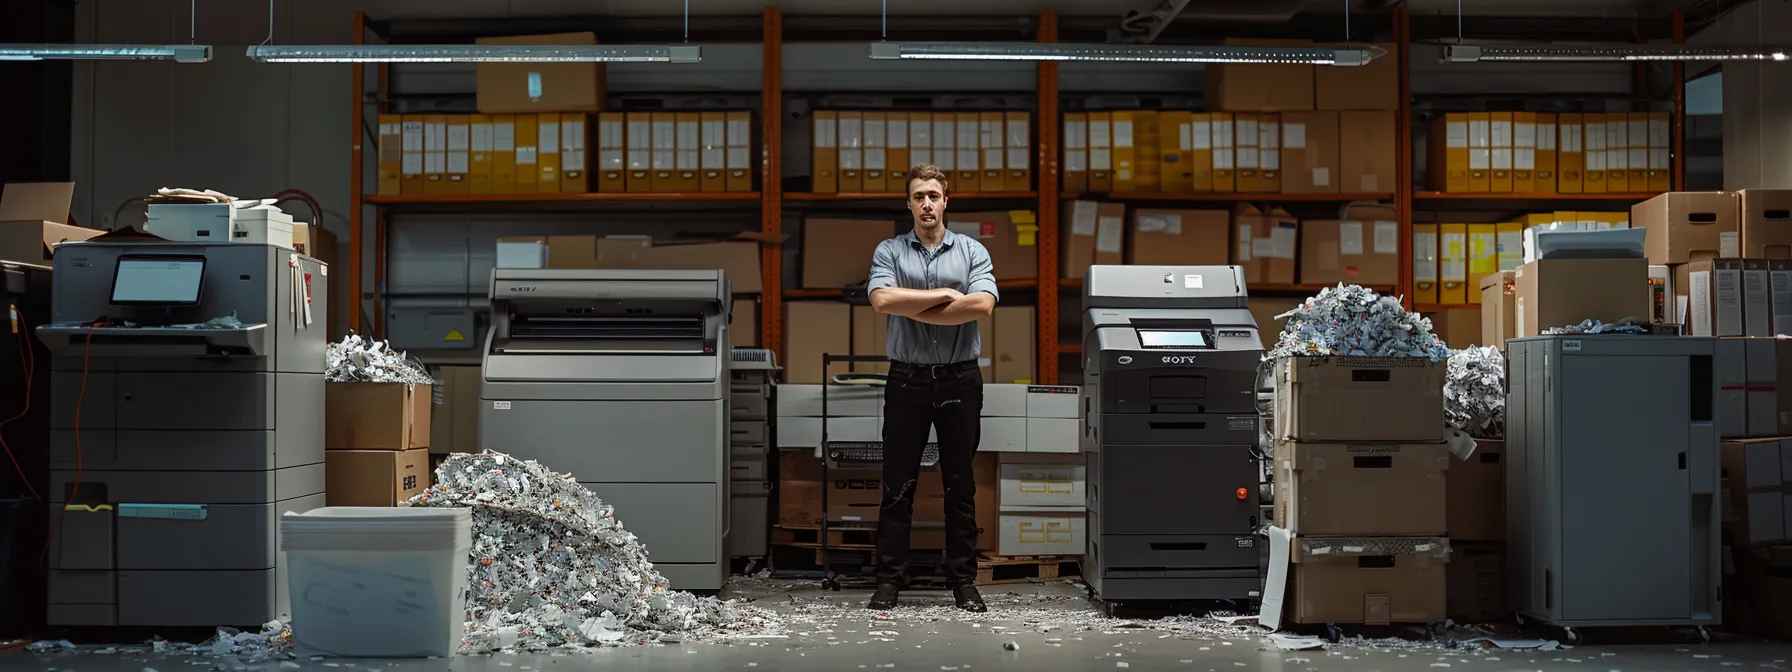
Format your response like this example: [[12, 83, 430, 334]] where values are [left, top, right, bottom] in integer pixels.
[[888, 360, 978, 380]]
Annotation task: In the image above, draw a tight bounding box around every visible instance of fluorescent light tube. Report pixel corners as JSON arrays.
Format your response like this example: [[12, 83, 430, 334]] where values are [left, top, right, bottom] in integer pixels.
[[1445, 44, 1790, 63], [245, 44, 702, 63], [0, 44, 212, 63], [868, 41, 1380, 66]]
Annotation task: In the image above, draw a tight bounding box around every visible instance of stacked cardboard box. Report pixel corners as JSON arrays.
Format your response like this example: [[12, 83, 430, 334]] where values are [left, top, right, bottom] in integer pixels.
[[1272, 356, 1450, 626], [324, 382, 434, 507], [1721, 434, 1792, 638], [1636, 190, 1792, 336], [1445, 438, 1507, 622], [1426, 111, 1673, 194], [989, 385, 1084, 557], [812, 110, 1032, 194], [1060, 110, 1396, 196], [492, 234, 769, 297]]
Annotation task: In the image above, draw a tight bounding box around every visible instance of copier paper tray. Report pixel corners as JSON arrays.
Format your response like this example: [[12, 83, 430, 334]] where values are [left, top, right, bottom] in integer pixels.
[[36, 325, 268, 358]]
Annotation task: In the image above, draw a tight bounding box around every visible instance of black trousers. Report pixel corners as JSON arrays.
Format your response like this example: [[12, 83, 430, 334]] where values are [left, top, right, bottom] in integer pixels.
[[875, 361, 982, 587]]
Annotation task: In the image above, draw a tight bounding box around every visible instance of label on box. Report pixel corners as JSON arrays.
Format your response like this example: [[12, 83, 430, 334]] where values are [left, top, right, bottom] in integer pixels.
[[1339, 221, 1364, 256], [1722, 232, 1740, 258], [1283, 123, 1307, 149], [1178, 122, 1193, 151], [1270, 222, 1297, 260], [1191, 121, 1212, 150], [1374, 221, 1398, 255], [493, 401, 512, 410], [1414, 232, 1438, 282], [1312, 167, 1330, 187], [1214, 149, 1234, 170], [1096, 216, 1124, 253], [1237, 225, 1254, 261], [1137, 214, 1171, 233], [1072, 202, 1098, 236]]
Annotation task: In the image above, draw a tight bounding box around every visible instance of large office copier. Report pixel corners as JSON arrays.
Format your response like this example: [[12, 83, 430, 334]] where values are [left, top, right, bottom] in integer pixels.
[[35, 241, 327, 627], [1081, 265, 1264, 606], [482, 268, 732, 591]]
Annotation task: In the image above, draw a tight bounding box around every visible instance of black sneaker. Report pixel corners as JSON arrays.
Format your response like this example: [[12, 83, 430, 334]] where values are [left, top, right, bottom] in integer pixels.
[[867, 584, 901, 610], [952, 584, 988, 613]]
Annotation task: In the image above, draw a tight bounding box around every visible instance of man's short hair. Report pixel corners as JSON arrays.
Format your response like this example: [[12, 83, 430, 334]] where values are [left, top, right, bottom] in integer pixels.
[[906, 164, 950, 195]]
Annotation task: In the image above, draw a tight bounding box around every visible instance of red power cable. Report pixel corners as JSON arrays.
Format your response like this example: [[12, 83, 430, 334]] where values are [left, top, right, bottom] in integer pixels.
[[0, 305, 41, 503], [41, 326, 92, 568]]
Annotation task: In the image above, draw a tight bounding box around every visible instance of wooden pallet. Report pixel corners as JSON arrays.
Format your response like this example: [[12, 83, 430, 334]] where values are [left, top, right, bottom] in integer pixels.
[[975, 554, 1082, 585], [773, 525, 881, 547]]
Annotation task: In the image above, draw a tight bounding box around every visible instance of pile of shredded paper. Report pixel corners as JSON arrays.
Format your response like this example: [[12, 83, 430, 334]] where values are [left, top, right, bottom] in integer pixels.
[[1267, 284, 1450, 361], [407, 451, 775, 652], [1445, 346, 1506, 439], [1543, 317, 1651, 335], [325, 334, 435, 384]]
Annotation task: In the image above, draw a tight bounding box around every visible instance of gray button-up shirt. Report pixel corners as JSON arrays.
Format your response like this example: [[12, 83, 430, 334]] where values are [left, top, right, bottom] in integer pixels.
[[867, 230, 1000, 366]]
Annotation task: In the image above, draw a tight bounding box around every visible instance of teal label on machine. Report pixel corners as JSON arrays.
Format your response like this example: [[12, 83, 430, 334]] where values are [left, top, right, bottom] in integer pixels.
[[117, 504, 208, 521]]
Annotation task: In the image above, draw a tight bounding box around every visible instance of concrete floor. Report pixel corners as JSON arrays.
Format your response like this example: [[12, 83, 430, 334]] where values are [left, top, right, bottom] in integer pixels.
[[7, 579, 1792, 672]]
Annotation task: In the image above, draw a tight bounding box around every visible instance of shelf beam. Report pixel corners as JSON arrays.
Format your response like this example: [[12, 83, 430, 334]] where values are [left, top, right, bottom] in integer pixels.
[[1037, 9, 1061, 386]]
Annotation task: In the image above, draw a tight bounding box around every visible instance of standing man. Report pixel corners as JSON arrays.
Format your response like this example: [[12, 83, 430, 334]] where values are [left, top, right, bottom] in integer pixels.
[[864, 164, 996, 612]]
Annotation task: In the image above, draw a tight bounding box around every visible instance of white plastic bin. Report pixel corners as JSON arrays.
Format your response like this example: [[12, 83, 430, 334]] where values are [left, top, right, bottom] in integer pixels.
[[280, 507, 473, 658]]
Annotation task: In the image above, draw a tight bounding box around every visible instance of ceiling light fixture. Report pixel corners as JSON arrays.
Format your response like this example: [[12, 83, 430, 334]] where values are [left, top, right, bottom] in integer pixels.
[[245, 44, 701, 63], [0, 44, 213, 63], [869, 41, 1381, 66], [1445, 44, 1790, 63]]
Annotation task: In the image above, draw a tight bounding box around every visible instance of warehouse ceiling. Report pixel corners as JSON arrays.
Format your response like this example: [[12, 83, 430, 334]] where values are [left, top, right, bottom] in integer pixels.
[[370, 0, 1714, 18]]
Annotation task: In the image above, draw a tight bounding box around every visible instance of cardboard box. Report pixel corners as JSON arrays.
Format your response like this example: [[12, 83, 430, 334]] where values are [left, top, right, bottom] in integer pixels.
[[948, 210, 1039, 281], [428, 366, 483, 455], [326, 448, 432, 507], [1428, 307, 1481, 349], [1479, 271, 1516, 349], [1448, 440, 1506, 542], [996, 456, 1085, 508], [474, 33, 605, 114], [1129, 209, 1230, 267], [1298, 205, 1398, 286], [732, 298, 758, 348], [1722, 438, 1792, 546], [1235, 205, 1298, 285], [1279, 111, 1340, 194], [1204, 38, 1316, 112], [783, 301, 852, 384], [1631, 191, 1741, 265], [1741, 189, 1792, 259], [592, 235, 653, 268], [991, 306, 1036, 384], [1512, 258, 1650, 337], [1289, 538, 1448, 625], [0, 182, 104, 263], [1273, 357, 1446, 442], [997, 512, 1086, 557], [1338, 111, 1398, 194], [1061, 200, 1123, 280], [803, 218, 895, 289], [778, 451, 998, 551], [325, 382, 432, 450], [544, 235, 599, 269], [1274, 441, 1449, 536], [639, 241, 765, 293], [1445, 543, 1505, 623]]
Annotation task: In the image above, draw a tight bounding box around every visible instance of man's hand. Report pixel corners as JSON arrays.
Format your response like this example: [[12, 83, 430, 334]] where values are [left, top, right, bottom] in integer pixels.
[[871, 286, 963, 316], [908, 291, 996, 326]]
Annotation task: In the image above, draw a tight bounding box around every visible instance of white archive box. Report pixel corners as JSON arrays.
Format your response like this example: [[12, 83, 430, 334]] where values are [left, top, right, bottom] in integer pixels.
[[146, 202, 296, 249], [997, 453, 1086, 509], [1027, 418, 1079, 453], [980, 417, 1027, 452], [997, 508, 1087, 557], [1026, 385, 1079, 419], [495, 239, 548, 268], [776, 384, 883, 417], [984, 384, 1028, 418], [776, 416, 881, 448]]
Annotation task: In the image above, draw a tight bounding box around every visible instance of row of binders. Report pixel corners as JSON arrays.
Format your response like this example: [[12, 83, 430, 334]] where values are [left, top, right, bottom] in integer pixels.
[[1061, 110, 1396, 195], [1427, 111, 1674, 194], [374, 111, 757, 196], [812, 110, 1034, 194]]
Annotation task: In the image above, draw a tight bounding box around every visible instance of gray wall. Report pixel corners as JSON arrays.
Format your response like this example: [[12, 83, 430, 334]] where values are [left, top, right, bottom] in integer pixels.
[[69, 0, 1641, 345], [1693, 0, 1792, 190]]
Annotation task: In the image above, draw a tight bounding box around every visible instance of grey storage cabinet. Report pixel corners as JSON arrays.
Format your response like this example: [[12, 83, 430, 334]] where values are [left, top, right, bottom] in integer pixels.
[[1506, 335, 1720, 630]]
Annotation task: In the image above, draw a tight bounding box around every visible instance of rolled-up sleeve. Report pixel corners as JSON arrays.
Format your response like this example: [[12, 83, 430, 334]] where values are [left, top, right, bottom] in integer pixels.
[[867, 239, 898, 293], [966, 240, 1000, 303]]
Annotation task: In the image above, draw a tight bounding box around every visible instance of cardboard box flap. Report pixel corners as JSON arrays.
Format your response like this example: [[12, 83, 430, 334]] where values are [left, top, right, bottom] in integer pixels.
[[0, 182, 74, 224], [1292, 536, 1450, 563], [1479, 269, 1513, 293]]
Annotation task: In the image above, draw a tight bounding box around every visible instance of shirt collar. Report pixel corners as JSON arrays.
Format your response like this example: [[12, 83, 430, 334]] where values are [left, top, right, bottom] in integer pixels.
[[904, 229, 958, 250]]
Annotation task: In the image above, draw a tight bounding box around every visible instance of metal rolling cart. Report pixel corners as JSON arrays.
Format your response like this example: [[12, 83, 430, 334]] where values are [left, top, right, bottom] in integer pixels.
[[815, 352, 948, 592]]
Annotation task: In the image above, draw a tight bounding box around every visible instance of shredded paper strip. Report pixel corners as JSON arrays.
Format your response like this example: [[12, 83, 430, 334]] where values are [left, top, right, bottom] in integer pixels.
[[325, 334, 436, 384], [408, 451, 776, 653], [1266, 284, 1449, 361], [1445, 346, 1506, 439]]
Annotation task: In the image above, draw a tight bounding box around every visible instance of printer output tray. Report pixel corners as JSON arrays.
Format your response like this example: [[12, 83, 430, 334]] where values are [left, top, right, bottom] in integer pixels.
[[36, 325, 268, 358]]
